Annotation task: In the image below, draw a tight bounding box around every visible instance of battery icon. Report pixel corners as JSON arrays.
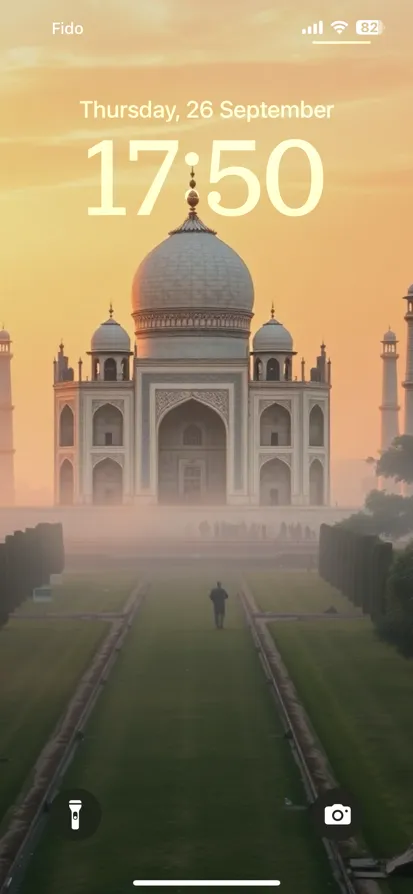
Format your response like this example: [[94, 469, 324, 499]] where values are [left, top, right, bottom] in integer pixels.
[[356, 20, 384, 35]]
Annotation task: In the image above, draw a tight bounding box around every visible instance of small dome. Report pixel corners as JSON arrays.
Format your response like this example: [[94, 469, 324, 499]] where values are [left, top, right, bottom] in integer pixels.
[[0, 329, 10, 342], [253, 310, 293, 353], [408, 284, 413, 295], [91, 308, 130, 353], [383, 328, 396, 342]]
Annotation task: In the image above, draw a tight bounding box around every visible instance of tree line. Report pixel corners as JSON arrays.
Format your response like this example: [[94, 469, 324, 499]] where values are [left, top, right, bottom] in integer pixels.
[[0, 523, 65, 628], [319, 523, 413, 655], [349, 435, 413, 538]]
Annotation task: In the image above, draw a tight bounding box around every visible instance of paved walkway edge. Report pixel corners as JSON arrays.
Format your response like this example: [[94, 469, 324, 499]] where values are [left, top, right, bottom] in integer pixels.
[[0, 581, 149, 893], [239, 577, 384, 894]]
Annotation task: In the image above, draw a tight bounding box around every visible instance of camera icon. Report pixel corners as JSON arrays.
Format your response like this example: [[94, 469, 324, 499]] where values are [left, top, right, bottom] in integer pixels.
[[324, 804, 352, 825]]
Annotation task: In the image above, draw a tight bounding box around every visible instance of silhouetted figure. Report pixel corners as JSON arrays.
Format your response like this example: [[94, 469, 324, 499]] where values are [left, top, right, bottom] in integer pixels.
[[209, 581, 228, 629], [279, 522, 287, 541]]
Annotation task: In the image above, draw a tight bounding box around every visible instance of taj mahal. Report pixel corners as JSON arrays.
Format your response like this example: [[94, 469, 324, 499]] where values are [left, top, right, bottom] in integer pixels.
[[52, 180, 331, 508]]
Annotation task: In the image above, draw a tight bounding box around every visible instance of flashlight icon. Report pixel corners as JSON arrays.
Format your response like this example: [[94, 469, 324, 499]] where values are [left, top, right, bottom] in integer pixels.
[[68, 799, 82, 831]]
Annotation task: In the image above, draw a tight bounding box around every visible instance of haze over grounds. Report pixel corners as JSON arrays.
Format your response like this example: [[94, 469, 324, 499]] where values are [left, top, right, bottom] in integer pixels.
[[4, 563, 413, 892], [0, 0, 411, 503]]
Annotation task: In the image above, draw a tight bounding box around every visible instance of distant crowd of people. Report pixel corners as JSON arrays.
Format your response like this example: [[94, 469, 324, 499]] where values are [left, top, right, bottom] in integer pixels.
[[278, 522, 317, 541], [191, 520, 317, 541]]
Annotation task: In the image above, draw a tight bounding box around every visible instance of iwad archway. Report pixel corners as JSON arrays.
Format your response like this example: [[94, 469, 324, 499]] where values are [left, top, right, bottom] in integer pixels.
[[158, 398, 226, 505], [59, 405, 74, 447], [309, 404, 324, 446], [93, 458, 123, 505], [260, 458, 291, 505], [93, 403, 123, 447], [59, 459, 74, 504], [309, 459, 324, 505], [260, 403, 291, 447]]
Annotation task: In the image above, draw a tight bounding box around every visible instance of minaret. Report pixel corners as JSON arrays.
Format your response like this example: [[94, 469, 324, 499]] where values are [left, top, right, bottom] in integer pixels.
[[0, 327, 15, 505], [403, 284, 413, 434], [380, 328, 400, 452]]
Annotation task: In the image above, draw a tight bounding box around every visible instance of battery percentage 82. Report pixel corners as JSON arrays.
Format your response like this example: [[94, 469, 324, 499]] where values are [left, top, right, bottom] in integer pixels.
[[356, 20, 384, 35]]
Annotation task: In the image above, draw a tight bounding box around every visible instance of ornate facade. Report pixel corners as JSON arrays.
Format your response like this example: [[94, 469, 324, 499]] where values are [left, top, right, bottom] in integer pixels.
[[53, 182, 331, 507]]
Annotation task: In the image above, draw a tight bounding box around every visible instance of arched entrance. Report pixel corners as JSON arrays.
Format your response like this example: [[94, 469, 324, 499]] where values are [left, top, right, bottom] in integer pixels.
[[158, 399, 226, 504], [254, 358, 263, 381], [93, 458, 123, 504], [93, 404, 123, 447], [59, 459, 74, 504], [260, 458, 291, 505], [266, 357, 280, 381], [260, 403, 291, 447], [309, 459, 324, 505], [59, 405, 74, 447], [104, 358, 117, 381], [309, 405, 324, 446]]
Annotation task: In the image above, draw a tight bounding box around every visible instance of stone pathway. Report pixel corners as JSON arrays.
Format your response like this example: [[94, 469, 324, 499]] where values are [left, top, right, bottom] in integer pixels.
[[253, 611, 365, 621], [14, 612, 124, 621]]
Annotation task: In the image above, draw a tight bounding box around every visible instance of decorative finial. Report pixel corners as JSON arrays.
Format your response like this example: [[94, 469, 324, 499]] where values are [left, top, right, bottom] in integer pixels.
[[168, 154, 216, 235], [271, 302, 275, 320], [109, 303, 114, 319], [186, 166, 199, 215], [59, 340, 64, 352]]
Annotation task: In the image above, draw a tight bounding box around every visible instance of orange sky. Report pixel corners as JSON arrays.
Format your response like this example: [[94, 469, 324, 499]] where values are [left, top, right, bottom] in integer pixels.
[[1, 0, 412, 503]]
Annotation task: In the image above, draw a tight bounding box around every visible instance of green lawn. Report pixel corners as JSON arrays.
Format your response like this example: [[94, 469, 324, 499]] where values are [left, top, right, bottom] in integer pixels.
[[0, 619, 108, 828], [16, 571, 138, 615], [247, 570, 362, 615], [22, 575, 332, 894], [267, 619, 413, 891]]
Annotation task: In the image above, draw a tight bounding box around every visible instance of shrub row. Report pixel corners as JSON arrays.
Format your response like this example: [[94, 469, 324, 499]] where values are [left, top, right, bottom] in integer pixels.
[[318, 524, 393, 622], [0, 523, 64, 628], [376, 544, 413, 656]]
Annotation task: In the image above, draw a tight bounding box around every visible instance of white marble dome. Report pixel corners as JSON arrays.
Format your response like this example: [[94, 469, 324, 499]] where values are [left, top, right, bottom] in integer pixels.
[[130, 197, 255, 360], [91, 311, 130, 353], [253, 314, 293, 353], [132, 220, 254, 315]]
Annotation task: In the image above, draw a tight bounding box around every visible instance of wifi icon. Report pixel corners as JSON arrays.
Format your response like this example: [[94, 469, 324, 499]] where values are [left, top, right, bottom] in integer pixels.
[[330, 20, 348, 34]]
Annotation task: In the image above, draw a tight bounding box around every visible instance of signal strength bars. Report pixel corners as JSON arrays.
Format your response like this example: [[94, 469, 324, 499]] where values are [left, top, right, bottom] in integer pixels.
[[302, 21, 323, 35]]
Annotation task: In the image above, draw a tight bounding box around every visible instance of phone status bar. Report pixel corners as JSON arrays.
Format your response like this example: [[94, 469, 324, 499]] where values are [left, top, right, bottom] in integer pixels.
[[301, 19, 384, 45]]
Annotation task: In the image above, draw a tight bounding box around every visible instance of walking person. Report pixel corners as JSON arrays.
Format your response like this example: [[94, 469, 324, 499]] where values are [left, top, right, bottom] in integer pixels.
[[209, 581, 228, 629]]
